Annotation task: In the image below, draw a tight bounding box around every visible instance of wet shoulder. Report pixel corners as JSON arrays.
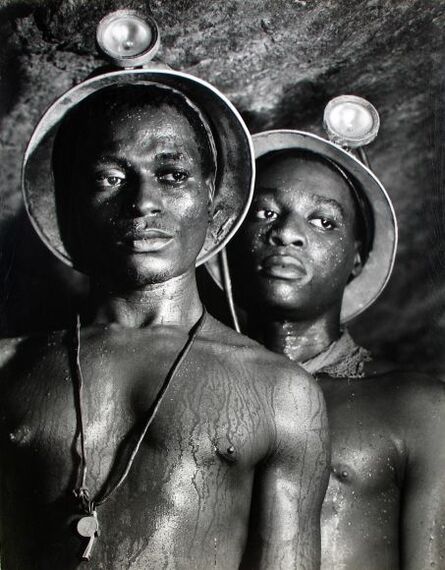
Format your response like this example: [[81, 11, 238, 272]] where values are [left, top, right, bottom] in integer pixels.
[[0, 331, 64, 371], [202, 315, 314, 381], [202, 316, 323, 415], [0, 330, 67, 387]]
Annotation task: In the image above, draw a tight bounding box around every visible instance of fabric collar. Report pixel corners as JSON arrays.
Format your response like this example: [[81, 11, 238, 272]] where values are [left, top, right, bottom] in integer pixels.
[[300, 329, 372, 379]]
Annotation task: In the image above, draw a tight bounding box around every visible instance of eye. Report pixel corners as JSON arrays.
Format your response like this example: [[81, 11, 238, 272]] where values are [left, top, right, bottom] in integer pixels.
[[95, 171, 126, 189], [254, 209, 278, 221], [157, 170, 190, 185], [309, 217, 336, 231]]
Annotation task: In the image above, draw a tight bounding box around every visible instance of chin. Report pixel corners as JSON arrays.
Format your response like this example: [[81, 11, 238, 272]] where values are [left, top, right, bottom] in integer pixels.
[[125, 270, 170, 288], [262, 299, 311, 320], [260, 276, 308, 302], [84, 256, 175, 290], [123, 259, 178, 287], [248, 278, 314, 318], [123, 250, 204, 287]]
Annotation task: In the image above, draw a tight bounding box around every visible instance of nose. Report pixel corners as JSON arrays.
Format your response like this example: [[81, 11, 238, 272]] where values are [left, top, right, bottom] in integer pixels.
[[128, 175, 163, 217], [267, 214, 306, 248]]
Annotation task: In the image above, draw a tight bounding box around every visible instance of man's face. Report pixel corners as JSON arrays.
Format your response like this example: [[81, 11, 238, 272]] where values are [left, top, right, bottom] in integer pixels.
[[71, 102, 212, 288], [230, 154, 362, 320]]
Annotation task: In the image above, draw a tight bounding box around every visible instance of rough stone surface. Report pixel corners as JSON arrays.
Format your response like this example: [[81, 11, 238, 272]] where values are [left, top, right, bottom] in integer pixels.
[[0, 0, 444, 370]]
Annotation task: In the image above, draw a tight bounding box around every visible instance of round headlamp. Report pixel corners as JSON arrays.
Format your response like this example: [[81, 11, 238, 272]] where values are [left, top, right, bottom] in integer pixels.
[[96, 10, 160, 68], [323, 95, 380, 148]]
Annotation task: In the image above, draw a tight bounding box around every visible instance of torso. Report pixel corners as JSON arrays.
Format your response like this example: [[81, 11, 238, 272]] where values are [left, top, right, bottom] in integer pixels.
[[0, 317, 280, 569], [318, 368, 415, 570]]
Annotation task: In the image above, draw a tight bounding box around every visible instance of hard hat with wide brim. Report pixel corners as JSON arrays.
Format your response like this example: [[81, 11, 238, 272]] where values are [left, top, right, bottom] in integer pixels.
[[207, 130, 398, 324], [22, 68, 255, 269]]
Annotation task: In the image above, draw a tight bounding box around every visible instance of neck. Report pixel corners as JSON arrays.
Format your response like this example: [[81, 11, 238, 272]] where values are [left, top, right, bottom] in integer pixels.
[[86, 270, 203, 329], [249, 308, 341, 362]]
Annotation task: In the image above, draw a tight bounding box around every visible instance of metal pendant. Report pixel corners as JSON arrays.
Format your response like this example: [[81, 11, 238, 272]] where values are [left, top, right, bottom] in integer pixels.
[[77, 510, 99, 561]]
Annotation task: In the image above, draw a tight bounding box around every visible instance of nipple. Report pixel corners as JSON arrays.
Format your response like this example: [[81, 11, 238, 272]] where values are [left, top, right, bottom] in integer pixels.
[[331, 465, 351, 482], [214, 439, 238, 464]]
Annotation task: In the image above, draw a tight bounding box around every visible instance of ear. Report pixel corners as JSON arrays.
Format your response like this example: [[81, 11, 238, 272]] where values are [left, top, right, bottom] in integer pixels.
[[350, 242, 364, 279]]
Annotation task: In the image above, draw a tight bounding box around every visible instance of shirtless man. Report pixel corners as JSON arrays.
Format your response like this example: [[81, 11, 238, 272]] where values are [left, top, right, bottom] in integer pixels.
[[212, 130, 445, 569], [0, 75, 329, 569]]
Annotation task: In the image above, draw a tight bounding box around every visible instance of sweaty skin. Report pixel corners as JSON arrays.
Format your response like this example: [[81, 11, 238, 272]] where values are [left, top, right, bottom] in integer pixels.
[[228, 152, 445, 570], [319, 366, 445, 570], [0, 316, 328, 570], [0, 98, 329, 569]]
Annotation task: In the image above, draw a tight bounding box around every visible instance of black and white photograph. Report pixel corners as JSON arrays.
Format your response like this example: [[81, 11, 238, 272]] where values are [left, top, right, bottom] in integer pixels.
[[0, 1, 443, 568]]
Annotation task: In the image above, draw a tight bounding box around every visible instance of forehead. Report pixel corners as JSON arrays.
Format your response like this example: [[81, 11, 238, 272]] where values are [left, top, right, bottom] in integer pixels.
[[86, 103, 200, 154], [256, 154, 355, 210]]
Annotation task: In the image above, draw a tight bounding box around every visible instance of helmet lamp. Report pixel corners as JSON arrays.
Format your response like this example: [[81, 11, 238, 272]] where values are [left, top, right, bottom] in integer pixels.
[[96, 10, 160, 68], [323, 95, 380, 148]]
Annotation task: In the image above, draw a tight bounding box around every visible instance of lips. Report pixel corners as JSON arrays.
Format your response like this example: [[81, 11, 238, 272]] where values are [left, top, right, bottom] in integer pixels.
[[260, 254, 308, 281], [117, 228, 174, 253]]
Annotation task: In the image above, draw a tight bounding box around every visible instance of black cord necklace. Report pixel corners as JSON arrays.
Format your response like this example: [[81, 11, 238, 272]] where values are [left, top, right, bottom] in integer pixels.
[[71, 308, 207, 561]]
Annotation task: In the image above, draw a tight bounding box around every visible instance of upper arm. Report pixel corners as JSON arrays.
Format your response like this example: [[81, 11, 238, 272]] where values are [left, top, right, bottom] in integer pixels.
[[244, 367, 330, 570], [400, 379, 445, 569]]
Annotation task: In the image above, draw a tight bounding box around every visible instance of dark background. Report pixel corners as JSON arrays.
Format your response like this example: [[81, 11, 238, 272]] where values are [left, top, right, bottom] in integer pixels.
[[0, 0, 443, 372]]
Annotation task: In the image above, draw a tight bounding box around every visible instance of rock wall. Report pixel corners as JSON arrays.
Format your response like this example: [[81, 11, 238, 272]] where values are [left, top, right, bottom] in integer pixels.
[[0, 0, 444, 370]]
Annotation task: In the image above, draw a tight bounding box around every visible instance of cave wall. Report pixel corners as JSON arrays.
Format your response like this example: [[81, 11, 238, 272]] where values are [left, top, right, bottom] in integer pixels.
[[0, 0, 444, 370]]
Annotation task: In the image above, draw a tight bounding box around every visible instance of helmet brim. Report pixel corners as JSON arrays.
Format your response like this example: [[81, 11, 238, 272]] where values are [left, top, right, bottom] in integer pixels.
[[22, 68, 255, 269], [206, 130, 398, 323]]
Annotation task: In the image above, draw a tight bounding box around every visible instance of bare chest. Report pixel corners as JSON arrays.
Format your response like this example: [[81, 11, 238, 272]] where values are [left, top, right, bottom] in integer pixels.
[[1, 344, 270, 500], [0, 333, 271, 568], [320, 381, 405, 510], [319, 380, 405, 569]]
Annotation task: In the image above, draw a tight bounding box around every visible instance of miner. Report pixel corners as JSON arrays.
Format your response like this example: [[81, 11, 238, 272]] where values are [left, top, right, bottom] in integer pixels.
[[0, 76, 329, 569], [216, 130, 445, 570]]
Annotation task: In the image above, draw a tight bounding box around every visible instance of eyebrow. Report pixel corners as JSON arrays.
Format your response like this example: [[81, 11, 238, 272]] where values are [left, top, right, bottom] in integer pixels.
[[89, 150, 190, 168], [155, 151, 187, 162], [312, 195, 345, 216], [90, 155, 130, 169], [255, 186, 345, 216]]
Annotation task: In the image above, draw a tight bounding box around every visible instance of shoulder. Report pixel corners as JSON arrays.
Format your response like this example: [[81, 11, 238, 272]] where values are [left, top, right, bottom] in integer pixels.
[[201, 314, 325, 422], [361, 363, 444, 399], [378, 368, 445, 403], [397, 370, 445, 415], [0, 335, 34, 371], [200, 313, 264, 350], [385, 371, 445, 468], [247, 351, 328, 453], [265, 358, 329, 470], [267, 354, 324, 410], [202, 314, 315, 378], [0, 335, 37, 396], [372, 369, 445, 436], [0, 330, 66, 380], [0, 336, 22, 365]]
